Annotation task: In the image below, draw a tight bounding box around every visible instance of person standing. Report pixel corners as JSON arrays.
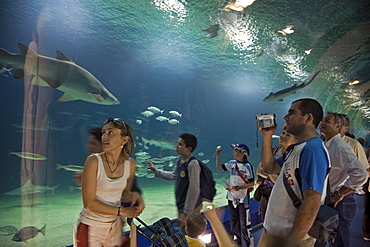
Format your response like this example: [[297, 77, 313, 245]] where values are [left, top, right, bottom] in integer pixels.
[[146, 133, 202, 233], [318, 112, 367, 246], [255, 124, 296, 221], [216, 143, 255, 247], [74, 118, 144, 247], [339, 114, 370, 242], [258, 98, 330, 247]]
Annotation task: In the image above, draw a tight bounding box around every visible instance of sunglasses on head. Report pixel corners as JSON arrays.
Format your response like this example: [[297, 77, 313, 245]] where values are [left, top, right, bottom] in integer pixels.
[[105, 118, 127, 131]]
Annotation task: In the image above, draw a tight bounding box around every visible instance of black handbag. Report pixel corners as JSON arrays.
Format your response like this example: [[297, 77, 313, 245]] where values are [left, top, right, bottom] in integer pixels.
[[282, 174, 339, 243]]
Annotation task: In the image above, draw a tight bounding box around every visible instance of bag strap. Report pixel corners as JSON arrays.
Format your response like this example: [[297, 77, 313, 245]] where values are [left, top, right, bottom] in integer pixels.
[[235, 161, 249, 184], [282, 173, 302, 208], [282, 172, 332, 208]]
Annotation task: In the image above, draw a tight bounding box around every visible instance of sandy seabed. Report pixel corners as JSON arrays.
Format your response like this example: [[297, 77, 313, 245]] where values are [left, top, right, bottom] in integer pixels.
[[0, 181, 228, 247]]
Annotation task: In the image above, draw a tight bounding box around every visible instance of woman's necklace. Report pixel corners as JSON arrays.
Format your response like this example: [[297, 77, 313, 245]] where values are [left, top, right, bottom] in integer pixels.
[[105, 153, 120, 177]]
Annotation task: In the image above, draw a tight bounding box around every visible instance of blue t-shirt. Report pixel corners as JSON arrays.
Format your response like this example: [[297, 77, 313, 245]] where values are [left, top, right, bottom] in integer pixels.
[[265, 136, 330, 238]]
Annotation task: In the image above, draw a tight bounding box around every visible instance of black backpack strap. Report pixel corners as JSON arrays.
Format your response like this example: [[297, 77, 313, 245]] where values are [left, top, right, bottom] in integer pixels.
[[283, 172, 332, 208], [282, 173, 302, 208]]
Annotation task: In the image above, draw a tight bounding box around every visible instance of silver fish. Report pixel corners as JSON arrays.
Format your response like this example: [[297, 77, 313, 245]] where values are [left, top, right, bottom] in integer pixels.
[[147, 106, 163, 114], [156, 116, 169, 122], [169, 110, 182, 118], [56, 163, 84, 172], [10, 152, 47, 160], [141, 110, 154, 117], [168, 119, 180, 125]]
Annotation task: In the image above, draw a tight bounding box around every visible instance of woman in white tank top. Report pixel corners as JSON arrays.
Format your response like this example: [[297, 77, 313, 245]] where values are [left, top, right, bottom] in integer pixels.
[[74, 118, 145, 247]]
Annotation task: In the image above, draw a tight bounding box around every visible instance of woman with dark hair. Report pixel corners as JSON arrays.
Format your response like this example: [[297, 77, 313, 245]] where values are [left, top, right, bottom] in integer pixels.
[[74, 118, 144, 247]]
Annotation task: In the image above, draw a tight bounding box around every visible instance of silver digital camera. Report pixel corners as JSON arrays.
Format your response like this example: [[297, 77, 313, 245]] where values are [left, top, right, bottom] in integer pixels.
[[256, 113, 276, 130]]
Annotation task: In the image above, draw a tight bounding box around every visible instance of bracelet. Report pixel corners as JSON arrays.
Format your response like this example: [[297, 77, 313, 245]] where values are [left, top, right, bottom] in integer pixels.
[[117, 206, 121, 216]]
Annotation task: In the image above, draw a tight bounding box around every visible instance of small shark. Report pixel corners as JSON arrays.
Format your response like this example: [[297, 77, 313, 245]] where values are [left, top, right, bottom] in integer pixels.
[[4, 180, 59, 195], [263, 71, 320, 102], [0, 43, 120, 105]]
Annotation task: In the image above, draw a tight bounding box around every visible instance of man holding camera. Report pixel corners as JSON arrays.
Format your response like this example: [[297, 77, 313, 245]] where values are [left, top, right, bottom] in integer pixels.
[[257, 98, 330, 247]]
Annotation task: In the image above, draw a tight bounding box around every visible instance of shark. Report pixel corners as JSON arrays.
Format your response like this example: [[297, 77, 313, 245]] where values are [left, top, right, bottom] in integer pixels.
[[202, 24, 220, 39], [263, 71, 320, 102], [0, 43, 120, 105], [4, 180, 59, 195]]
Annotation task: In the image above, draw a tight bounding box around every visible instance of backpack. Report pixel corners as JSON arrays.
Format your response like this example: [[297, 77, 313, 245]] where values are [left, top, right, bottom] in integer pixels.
[[188, 156, 217, 202]]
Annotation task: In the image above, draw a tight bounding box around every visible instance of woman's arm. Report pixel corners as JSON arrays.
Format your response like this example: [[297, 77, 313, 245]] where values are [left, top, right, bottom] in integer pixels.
[[82, 155, 120, 215]]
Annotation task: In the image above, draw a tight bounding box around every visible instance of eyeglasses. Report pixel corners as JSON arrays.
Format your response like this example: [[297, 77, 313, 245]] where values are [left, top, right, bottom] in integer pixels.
[[105, 118, 128, 132]]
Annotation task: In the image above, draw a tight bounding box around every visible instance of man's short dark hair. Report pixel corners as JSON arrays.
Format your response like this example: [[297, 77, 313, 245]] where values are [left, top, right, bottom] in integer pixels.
[[179, 133, 197, 152], [293, 98, 323, 128], [185, 212, 206, 238]]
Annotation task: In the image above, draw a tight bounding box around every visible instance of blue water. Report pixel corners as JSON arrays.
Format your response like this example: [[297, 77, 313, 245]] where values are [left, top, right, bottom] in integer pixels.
[[0, 0, 369, 245]]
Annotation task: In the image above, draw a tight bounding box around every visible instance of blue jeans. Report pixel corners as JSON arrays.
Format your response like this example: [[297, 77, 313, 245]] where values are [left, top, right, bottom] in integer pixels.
[[315, 194, 356, 247], [228, 200, 253, 247]]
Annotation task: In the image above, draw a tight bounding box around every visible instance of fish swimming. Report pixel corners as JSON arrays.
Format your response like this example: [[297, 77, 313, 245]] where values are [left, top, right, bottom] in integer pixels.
[[4, 180, 59, 195], [168, 119, 180, 125], [141, 137, 176, 150], [169, 110, 182, 118], [156, 116, 169, 122], [263, 71, 320, 102], [56, 163, 84, 172], [141, 110, 154, 117], [202, 24, 220, 39], [147, 106, 164, 114], [0, 67, 12, 76], [0, 225, 18, 236], [0, 44, 119, 105], [12, 225, 45, 242], [10, 152, 47, 160], [134, 151, 149, 156]]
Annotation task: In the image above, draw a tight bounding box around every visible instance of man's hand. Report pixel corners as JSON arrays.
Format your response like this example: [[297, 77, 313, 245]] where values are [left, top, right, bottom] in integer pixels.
[[259, 125, 278, 137]]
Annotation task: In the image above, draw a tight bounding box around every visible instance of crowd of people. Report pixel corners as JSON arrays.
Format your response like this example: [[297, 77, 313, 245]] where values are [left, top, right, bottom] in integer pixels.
[[72, 98, 370, 247]]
